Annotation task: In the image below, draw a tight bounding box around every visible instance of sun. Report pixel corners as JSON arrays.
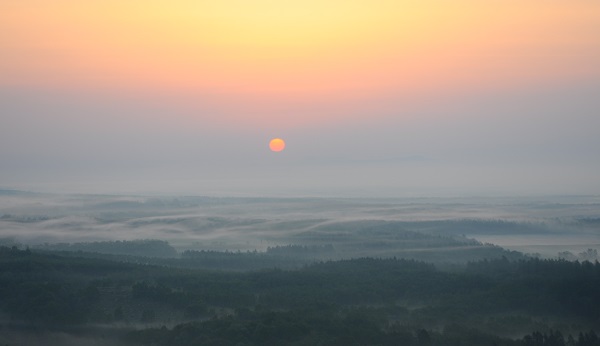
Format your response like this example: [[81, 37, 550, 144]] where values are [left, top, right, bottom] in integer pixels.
[[269, 138, 286, 152]]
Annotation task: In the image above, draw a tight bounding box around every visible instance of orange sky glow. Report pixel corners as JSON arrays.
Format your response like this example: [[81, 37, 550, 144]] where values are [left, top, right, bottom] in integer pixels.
[[1, 0, 599, 126]]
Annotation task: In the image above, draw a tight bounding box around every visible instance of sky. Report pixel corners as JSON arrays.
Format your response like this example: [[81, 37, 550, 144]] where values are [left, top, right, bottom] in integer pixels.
[[1, 0, 599, 197]]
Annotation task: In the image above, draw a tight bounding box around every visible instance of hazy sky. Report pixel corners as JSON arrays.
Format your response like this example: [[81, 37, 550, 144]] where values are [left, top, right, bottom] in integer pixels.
[[1, 0, 599, 196]]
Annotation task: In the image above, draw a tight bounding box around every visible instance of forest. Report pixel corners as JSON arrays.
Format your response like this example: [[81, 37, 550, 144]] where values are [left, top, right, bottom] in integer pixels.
[[1, 245, 599, 345], [1, 193, 599, 345]]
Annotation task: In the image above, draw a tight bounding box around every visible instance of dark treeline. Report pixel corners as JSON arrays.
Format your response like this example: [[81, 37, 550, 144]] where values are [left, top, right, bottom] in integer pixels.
[[179, 249, 314, 270], [35, 239, 178, 258], [466, 257, 600, 320], [1, 246, 599, 345], [129, 318, 600, 346], [178, 245, 336, 270], [265, 244, 335, 256], [522, 330, 599, 346], [31, 245, 327, 271]]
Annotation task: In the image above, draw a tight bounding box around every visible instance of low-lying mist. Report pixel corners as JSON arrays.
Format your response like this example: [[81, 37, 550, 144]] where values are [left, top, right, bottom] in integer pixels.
[[1, 190, 598, 262]]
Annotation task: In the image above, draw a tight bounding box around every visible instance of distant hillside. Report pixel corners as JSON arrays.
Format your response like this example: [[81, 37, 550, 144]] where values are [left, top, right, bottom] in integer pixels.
[[35, 239, 178, 258]]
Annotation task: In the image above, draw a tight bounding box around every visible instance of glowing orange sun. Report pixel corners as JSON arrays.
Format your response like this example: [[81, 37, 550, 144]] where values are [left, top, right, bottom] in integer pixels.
[[269, 138, 286, 152]]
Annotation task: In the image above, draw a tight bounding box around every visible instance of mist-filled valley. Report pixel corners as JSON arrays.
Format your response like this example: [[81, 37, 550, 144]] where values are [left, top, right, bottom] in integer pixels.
[[2, 191, 599, 259], [1, 190, 599, 345], [3, 0, 600, 344]]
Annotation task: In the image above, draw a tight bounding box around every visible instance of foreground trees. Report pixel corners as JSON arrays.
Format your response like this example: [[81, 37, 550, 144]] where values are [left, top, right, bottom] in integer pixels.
[[0, 246, 599, 345]]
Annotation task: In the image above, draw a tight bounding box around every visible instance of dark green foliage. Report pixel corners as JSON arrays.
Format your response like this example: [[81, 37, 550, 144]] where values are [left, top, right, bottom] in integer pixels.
[[180, 249, 310, 270], [521, 330, 600, 346], [37, 240, 178, 258], [126, 309, 523, 346], [265, 244, 334, 256], [5, 281, 88, 324], [184, 303, 207, 319], [1, 246, 599, 345], [141, 309, 156, 323], [467, 257, 600, 319], [114, 306, 125, 321]]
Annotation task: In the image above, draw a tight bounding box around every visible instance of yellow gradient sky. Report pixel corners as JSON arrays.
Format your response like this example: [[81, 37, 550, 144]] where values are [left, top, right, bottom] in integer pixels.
[[2, 0, 599, 124], [1, 1, 600, 195]]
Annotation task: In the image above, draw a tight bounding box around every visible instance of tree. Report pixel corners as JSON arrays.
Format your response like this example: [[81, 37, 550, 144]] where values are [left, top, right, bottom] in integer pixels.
[[141, 309, 156, 323], [417, 329, 432, 346]]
